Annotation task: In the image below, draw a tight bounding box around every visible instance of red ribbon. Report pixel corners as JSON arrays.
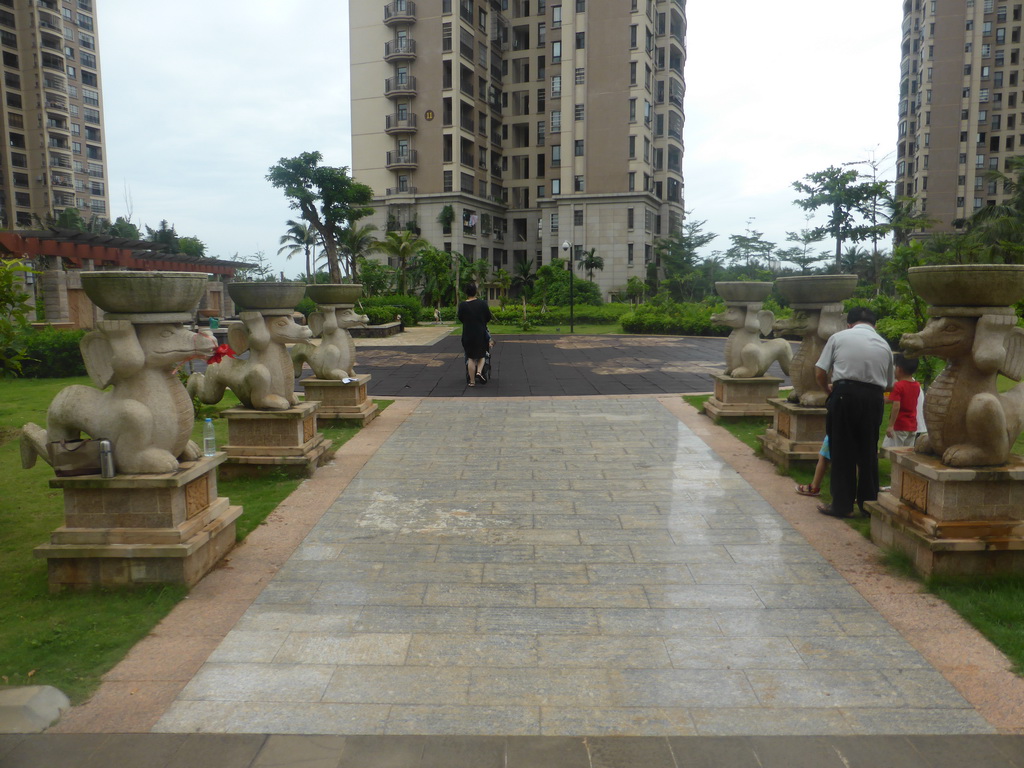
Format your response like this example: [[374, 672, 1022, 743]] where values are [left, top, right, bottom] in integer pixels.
[[207, 344, 237, 365]]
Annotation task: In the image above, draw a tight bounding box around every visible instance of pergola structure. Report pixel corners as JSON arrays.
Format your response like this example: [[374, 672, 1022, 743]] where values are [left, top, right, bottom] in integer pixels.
[[0, 229, 248, 276], [0, 229, 254, 328]]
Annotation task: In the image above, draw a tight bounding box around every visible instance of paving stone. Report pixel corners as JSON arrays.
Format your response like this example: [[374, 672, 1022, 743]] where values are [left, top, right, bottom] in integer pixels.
[[252, 735, 348, 768]]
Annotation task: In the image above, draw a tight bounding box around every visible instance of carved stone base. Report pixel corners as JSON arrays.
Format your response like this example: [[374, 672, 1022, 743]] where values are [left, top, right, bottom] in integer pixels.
[[220, 401, 332, 479], [301, 374, 378, 427], [703, 374, 782, 421], [757, 398, 827, 470], [866, 449, 1024, 576], [34, 455, 242, 592]]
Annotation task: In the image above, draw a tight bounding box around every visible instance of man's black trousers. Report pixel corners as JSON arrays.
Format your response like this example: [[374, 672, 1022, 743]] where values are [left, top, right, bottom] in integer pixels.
[[825, 380, 885, 516]]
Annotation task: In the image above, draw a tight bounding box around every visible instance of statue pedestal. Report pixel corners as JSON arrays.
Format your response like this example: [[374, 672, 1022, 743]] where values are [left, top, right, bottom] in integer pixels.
[[34, 455, 242, 592], [867, 449, 1024, 576], [703, 374, 781, 421], [758, 398, 826, 470], [220, 401, 331, 479], [300, 374, 378, 427]]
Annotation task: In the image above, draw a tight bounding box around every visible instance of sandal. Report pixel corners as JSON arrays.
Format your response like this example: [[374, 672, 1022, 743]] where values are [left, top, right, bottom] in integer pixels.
[[796, 483, 820, 497]]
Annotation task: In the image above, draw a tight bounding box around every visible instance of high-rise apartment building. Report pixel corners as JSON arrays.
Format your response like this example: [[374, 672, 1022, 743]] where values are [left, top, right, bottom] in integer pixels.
[[897, 0, 1024, 233], [350, 0, 686, 300], [0, 0, 109, 229]]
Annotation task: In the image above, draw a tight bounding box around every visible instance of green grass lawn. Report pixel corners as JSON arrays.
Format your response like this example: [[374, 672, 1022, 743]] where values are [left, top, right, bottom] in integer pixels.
[[0, 376, 385, 702], [683, 391, 1024, 674]]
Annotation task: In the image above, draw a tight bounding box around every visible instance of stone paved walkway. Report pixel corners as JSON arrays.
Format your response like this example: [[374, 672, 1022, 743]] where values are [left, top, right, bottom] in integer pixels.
[[152, 398, 990, 737]]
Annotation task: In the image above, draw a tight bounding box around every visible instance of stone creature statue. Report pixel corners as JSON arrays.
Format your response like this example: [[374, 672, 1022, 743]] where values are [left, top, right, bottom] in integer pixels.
[[21, 320, 215, 475], [711, 304, 794, 379], [901, 313, 1024, 466], [188, 310, 312, 410], [772, 304, 846, 406], [290, 307, 369, 380]]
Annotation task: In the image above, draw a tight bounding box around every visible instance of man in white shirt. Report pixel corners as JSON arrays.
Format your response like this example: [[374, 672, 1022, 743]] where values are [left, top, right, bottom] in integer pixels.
[[814, 307, 895, 518]]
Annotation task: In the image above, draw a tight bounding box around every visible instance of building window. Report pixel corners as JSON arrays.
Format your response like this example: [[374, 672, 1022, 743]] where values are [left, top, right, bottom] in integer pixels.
[[552, 40, 561, 62], [550, 212, 559, 230], [575, 0, 585, 10], [574, 139, 584, 156], [574, 175, 584, 191], [574, 209, 583, 226], [575, 67, 585, 84], [552, 144, 561, 166], [574, 103, 584, 120], [628, 172, 635, 190], [575, 31, 585, 49], [627, 243, 634, 264], [552, 179, 561, 195]]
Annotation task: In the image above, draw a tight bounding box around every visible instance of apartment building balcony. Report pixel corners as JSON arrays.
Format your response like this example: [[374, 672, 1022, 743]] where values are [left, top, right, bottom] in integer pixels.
[[385, 75, 417, 98], [384, 1, 416, 25], [44, 97, 68, 111], [385, 185, 418, 196], [384, 38, 417, 61], [385, 112, 418, 134], [50, 173, 73, 188], [386, 149, 418, 169]]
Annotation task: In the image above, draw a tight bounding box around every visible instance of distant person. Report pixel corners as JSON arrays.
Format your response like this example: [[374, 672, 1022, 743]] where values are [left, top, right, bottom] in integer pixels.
[[434, 307, 441, 324], [458, 282, 492, 387], [814, 307, 895, 518], [885, 354, 922, 447]]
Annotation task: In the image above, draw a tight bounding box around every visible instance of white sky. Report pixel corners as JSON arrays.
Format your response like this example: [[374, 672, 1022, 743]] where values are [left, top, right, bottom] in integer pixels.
[[97, 0, 902, 276]]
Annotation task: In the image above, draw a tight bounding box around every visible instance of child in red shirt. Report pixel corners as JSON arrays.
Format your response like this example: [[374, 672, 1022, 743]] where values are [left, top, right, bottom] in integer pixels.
[[886, 354, 921, 447]]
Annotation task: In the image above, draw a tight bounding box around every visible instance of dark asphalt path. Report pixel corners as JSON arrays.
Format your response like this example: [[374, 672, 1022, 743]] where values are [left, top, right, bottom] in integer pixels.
[[353, 334, 791, 397]]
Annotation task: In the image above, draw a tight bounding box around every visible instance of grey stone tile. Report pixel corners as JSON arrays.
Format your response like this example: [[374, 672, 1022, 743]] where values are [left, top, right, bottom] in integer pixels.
[[312, 582, 428, 606], [580, 530, 678, 546], [541, 708, 697, 737], [252, 735, 348, 768], [355, 606, 478, 633], [206, 630, 290, 663], [252, 581, 320, 605], [273, 559, 383, 581], [505, 736, 591, 768], [418, 736, 509, 767], [424, 582, 536, 606], [77, 734, 186, 768], [340, 543, 439, 562], [587, 564, 695, 585], [738, 736, 854, 766], [587, 735, 680, 766], [476, 607, 599, 634], [665, 736, 766, 767], [829, 609, 903, 637], [376, 562, 485, 583], [335, 736, 428, 768], [166, 734, 268, 767], [468, 668, 620, 707], [436, 545, 535, 563], [665, 636, 806, 670], [689, 708, 853, 736], [754, 584, 872, 610], [725, 543, 829, 565], [323, 666, 471, 705], [714, 608, 844, 637], [406, 633, 538, 666], [745, 670, 903, 708], [596, 608, 722, 637], [483, 563, 589, 583], [533, 545, 635, 563], [615, 669, 760, 707], [792, 636, 932, 670], [880, 669, 976, 708], [154, 701, 389, 735], [646, 584, 765, 610], [538, 634, 672, 668], [629, 545, 734, 564], [536, 584, 650, 608], [385, 705, 540, 736], [842, 709, 997, 735], [175, 663, 336, 703], [234, 605, 362, 633], [532, 514, 623, 529], [273, 633, 411, 665]]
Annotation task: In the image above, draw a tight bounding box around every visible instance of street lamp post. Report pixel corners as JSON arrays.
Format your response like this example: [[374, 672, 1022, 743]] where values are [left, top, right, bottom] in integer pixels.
[[561, 240, 575, 334]]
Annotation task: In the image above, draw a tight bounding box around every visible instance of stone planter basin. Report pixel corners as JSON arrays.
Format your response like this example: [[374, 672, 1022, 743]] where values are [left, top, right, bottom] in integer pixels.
[[909, 264, 1024, 307], [305, 284, 362, 305], [715, 281, 773, 303], [81, 271, 206, 314], [228, 282, 306, 310], [775, 274, 857, 304]]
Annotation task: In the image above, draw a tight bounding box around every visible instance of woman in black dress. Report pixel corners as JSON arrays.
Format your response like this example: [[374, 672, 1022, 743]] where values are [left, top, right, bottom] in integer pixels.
[[458, 282, 492, 386]]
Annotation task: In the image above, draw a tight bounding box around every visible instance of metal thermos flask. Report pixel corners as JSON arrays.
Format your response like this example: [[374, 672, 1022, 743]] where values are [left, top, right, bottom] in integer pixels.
[[99, 439, 115, 478]]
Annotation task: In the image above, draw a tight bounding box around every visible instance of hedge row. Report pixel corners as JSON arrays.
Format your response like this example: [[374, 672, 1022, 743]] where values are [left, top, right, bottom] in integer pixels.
[[619, 303, 730, 336], [13, 326, 87, 378]]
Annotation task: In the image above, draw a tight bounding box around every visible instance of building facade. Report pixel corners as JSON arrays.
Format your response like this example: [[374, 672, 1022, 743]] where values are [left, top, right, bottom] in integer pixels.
[[897, 0, 1024, 233], [350, 0, 686, 300], [0, 0, 109, 230]]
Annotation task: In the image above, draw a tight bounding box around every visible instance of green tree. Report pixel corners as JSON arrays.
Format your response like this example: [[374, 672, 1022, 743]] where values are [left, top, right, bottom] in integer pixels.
[[356, 256, 395, 297], [417, 247, 454, 309], [725, 225, 775, 270], [50, 208, 87, 230], [108, 216, 141, 240], [577, 247, 605, 282], [267, 152, 375, 283], [778, 224, 827, 274], [277, 219, 319, 282], [793, 165, 880, 268], [655, 216, 717, 294], [511, 258, 536, 315], [963, 156, 1024, 263], [493, 268, 512, 305], [145, 219, 180, 250], [178, 236, 206, 259], [626, 275, 647, 305], [338, 222, 379, 281], [375, 229, 428, 295], [0, 259, 37, 377]]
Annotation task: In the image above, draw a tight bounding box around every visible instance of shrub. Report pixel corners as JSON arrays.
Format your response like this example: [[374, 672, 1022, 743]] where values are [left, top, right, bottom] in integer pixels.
[[17, 326, 87, 378], [620, 302, 728, 336], [359, 294, 423, 325], [295, 297, 316, 318]]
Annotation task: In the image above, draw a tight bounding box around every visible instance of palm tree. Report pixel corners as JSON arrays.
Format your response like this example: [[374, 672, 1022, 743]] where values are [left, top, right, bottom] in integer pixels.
[[277, 219, 319, 282], [375, 230, 428, 295], [337, 222, 379, 281], [511, 258, 536, 317], [577, 247, 604, 281], [494, 268, 512, 305]]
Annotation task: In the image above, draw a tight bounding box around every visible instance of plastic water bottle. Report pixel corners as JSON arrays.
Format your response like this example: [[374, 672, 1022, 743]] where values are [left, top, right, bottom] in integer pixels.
[[202, 418, 217, 457]]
